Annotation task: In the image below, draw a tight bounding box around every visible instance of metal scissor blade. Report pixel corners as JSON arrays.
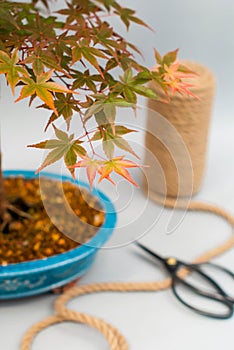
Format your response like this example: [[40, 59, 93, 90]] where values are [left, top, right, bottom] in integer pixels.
[[135, 242, 165, 263]]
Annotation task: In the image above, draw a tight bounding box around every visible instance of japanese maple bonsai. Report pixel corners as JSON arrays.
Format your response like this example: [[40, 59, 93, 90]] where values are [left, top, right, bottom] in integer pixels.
[[0, 0, 194, 261]]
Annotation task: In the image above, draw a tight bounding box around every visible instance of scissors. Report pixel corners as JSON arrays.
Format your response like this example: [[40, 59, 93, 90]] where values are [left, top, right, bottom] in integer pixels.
[[136, 242, 234, 319]]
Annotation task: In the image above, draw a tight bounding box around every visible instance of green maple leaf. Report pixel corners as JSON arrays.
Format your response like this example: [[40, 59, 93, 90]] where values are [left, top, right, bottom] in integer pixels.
[[84, 96, 133, 124], [72, 45, 107, 77], [72, 70, 101, 92], [113, 5, 150, 30], [162, 49, 179, 66], [113, 68, 158, 102], [44, 93, 80, 131], [28, 126, 86, 176], [154, 49, 162, 65], [102, 131, 115, 159], [95, 0, 116, 11], [15, 70, 77, 115], [0, 6, 21, 30], [0, 49, 28, 94], [24, 52, 67, 76], [92, 124, 137, 159]]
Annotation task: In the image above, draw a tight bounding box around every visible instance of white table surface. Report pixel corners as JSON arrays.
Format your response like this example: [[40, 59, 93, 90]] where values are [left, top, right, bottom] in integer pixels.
[[1, 0, 234, 347], [0, 105, 233, 350]]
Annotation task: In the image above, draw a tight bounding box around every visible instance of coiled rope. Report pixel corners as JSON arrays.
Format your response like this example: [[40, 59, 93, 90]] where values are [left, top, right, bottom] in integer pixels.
[[21, 199, 234, 350]]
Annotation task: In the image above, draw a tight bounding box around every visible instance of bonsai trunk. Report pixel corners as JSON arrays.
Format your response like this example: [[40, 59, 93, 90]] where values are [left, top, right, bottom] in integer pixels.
[[0, 152, 11, 229]]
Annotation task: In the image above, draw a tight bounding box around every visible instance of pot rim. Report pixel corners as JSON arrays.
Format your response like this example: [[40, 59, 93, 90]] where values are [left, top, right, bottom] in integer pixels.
[[0, 169, 117, 276]]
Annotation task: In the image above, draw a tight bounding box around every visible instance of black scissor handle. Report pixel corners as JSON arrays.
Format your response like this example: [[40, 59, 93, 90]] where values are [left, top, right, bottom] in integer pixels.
[[200, 262, 234, 303], [171, 263, 234, 320], [135, 243, 234, 319]]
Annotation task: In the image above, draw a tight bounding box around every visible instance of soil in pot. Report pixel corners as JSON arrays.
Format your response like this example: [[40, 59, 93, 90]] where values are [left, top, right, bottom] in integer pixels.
[[0, 176, 105, 265]]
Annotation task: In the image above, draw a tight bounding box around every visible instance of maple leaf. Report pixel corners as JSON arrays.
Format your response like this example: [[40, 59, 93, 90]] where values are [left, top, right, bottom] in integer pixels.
[[15, 70, 77, 115], [0, 49, 28, 94], [167, 79, 198, 98], [28, 126, 86, 176], [44, 93, 80, 131], [24, 52, 68, 76], [84, 97, 133, 124], [162, 49, 179, 66], [113, 69, 158, 103], [152, 52, 198, 98], [113, 5, 151, 30], [68, 156, 102, 188], [72, 45, 107, 78], [98, 156, 143, 187], [0, 5, 21, 30], [72, 70, 101, 92], [68, 156, 116, 188], [163, 63, 197, 82], [92, 124, 138, 160]]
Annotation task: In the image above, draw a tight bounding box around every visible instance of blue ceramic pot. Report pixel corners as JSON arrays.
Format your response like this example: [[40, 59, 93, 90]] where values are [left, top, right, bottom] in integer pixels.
[[0, 170, 117, 299]]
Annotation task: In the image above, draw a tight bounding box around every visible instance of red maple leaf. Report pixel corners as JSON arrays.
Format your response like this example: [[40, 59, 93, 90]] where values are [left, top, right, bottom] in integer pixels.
[[68, 157, 101, 188], [69, 156, 116, 188]]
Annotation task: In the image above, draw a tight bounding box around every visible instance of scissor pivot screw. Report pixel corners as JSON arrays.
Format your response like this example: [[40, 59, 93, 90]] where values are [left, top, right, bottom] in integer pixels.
[[167, 258, 177, 266]]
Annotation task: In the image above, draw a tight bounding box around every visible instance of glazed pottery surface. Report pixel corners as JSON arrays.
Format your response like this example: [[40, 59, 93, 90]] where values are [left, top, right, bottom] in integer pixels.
[[0, 170, 117, 299]]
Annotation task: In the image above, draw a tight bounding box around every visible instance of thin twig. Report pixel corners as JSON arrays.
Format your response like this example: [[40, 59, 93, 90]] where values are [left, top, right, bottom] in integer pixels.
[[0, 213, 11, 232], [7, 204, 32, 219], [54, 71, 70, 89], [78, 111, 96, 156], [78, 111, 105, 159]]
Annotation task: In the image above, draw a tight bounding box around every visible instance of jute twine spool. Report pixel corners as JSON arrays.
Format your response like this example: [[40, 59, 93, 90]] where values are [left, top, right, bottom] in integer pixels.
[[144, 61, 215, 198]]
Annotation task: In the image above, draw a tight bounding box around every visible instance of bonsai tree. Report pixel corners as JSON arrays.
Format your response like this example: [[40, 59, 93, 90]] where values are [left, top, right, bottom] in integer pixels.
[[0, 0, 195, 228]]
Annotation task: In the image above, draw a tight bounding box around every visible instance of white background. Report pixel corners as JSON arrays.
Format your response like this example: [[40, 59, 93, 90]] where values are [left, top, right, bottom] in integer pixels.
[[0, 0, 234, 349]]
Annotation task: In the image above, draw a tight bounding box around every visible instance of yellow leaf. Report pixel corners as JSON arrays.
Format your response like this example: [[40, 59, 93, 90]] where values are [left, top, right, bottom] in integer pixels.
[[0, 49, 27, 94], [15, 70, 77, 114]]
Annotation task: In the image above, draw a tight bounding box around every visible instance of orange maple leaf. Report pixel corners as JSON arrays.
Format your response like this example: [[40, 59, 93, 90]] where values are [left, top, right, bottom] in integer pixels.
[[69, 156, 143, 187], [69, 156, 116, 188], [167, 79, 198, 97], [163, 63, 196, 81], [162, 62, 198, 98], [98, 156, 143, 187]]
